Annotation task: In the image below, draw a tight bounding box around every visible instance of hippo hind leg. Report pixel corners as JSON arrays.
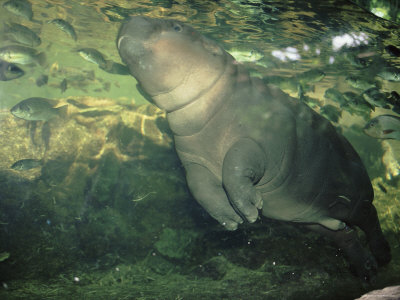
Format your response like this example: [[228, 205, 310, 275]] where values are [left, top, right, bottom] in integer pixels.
[[346, 199, 391, 267], [307, 224, 378, 282], [327, 197, 391, 267]]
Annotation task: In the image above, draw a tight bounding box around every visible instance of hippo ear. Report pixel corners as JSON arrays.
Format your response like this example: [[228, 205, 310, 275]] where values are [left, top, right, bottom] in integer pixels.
[[201, 36, 223, 56]]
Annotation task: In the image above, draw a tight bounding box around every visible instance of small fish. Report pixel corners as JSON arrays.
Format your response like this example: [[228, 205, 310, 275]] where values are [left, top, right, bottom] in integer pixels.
[[264, 76, 299, 93], [3, 0, 33, 21], [3, 22, 41, 47], [343, 53, 368, 68], [35, 74, 48, 86], [299, 94, 320, 109], [364, 114, 400, 140], [0, 59, 24, 81], [227, 48, 264, 63], [49, 19, 77, 41], [60, 78, 67, 93], [0, 252, 10, 262], [77, 48, 107, 69], [345, 76, 377, 90], [377, 66, 400, 82], [362, 88, 390, 109], [342, 91, 373, 115], [100, 61, 129, 75], [385, 45, 400, 57], [66, 98, 90, 109], [11, 158, 42, 170], [0, 45, 46, 66], [377, 182, 387, 193], [296, 68, 325, 84], [11, 97, 67, 121], [320, 104, 341, 123], [342, 91, 361, 103], [324, 88, 347, 107]]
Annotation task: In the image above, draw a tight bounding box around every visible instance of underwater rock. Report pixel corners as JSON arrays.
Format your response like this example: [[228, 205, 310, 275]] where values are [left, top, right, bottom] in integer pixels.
[[0, 97, 191, 276], [191, 255, 229, 280], [0, 97, 176, 197], [355, 285, 400, 299], [155, 228, 198, 259]]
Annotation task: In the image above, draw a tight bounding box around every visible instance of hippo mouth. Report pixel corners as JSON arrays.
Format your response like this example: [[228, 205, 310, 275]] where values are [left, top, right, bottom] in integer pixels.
[[117, 34, 150, 64]]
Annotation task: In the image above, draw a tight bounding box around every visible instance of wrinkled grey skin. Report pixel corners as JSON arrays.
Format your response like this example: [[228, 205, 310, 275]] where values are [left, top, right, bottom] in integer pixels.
[[117, 16, 390, 281]]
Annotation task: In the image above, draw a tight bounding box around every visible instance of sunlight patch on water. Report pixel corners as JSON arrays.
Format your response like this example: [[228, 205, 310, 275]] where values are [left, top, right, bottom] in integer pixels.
[[271, 46, 301, 61], [332, 32, 369, 51]]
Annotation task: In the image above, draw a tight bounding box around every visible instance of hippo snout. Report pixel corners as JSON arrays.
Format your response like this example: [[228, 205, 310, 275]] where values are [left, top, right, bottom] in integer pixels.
[[117, 16, 161, 48]]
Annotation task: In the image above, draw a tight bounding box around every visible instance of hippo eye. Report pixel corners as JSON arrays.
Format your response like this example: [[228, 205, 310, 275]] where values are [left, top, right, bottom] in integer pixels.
[[173, 24, 182, 32]]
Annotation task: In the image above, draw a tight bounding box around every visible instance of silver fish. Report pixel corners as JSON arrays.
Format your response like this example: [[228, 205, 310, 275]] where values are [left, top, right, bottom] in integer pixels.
[[296, 68, 325, 84], [324, 88, 347, 107], [342, 91, 372, 116], [11, 158, 42, 170], [362, 88, 389, 109], [3, 22, 41, 47], [11, 97, 67, 121], [346, 76, 377, 90], [343, 53, 369, 68], [35, 74, 48, 86], [60, 78, 67, 93], [320, 104, 341, 123], [3, 0, 33, 20], [377, 66, 400, 82], [77, 48, 107, 69], [49, 19, 77, 41], [0, 45, 46, 66], [101, 61, 129, 75], [364, 115, 400, 140]]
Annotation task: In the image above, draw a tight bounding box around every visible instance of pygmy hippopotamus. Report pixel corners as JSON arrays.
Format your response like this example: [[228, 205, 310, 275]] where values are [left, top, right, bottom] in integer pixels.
[[117, 16, 391, 281]]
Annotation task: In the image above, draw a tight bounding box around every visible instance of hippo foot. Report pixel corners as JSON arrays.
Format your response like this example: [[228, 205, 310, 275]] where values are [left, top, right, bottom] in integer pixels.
[[339, 229, 378, 283], [348, 253, 378, 283], [222, 138, 265, 223], [369, 235, 391, 267], [220, 217, 243, 231]]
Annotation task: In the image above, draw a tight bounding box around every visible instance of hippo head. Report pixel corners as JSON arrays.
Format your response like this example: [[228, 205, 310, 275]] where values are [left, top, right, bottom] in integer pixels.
[[117, 16, 230, 112]]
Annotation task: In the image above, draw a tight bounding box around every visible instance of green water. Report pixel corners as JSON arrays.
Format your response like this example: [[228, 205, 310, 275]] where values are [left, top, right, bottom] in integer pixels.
[[0, 0, 400, 299]]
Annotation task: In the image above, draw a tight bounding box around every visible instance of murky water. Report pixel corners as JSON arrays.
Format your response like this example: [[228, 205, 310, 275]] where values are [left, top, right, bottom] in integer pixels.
[[0, 0, 400, 299]]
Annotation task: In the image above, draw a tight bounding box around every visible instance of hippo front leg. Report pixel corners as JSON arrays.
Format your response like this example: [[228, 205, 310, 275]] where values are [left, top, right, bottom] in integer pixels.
[[185, 164, 244, 230], [222, 138, 265, 223]]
